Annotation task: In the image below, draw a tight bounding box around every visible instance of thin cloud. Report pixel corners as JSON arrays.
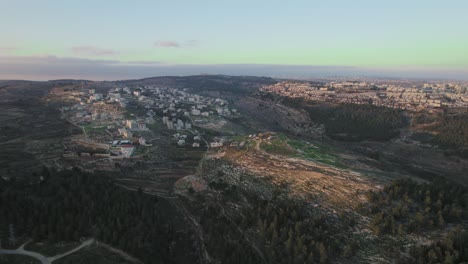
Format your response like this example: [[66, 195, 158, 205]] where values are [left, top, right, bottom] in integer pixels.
[[0, 55, 119, 65], [154, 41, 181, 48], [71, 46, 119, 56]]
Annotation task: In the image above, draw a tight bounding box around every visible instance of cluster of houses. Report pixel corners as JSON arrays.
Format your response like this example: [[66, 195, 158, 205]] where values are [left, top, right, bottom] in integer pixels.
[[116, 120, 147, 138], [60, 83, 243, 157], [261, 81, 468, 112], [163, 116, 192, 130], [60, 87, 156, 158], [129, 86, 239, 148]]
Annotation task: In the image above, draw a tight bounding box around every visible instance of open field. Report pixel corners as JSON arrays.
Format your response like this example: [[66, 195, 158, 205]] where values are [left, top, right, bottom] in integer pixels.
[[0, 102, 78, 178], [259, 133, 344, 167]]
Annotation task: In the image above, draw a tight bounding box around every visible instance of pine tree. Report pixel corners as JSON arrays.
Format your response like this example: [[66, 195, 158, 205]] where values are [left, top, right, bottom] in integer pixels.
[[319, 242, 328, 264]]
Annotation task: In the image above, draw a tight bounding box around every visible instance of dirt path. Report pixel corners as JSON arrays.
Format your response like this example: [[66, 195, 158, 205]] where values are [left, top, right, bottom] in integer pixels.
[[0, 242, 49, 264], [213, 192, 267, 263], [48, 239, 94, 262], [171, 199, 212, 264]]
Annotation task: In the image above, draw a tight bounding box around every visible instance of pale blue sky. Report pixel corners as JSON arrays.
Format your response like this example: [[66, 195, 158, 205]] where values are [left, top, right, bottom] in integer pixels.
[[0, 0, 467, 80]]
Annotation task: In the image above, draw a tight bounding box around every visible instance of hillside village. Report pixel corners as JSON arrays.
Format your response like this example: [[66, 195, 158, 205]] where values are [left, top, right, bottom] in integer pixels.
[[54, 85, 238, 161]]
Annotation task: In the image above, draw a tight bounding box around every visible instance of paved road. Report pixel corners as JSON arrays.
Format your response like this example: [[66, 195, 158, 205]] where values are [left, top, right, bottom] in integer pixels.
[[0, 244, 49, 264], [0, 239, 94, 264], [48, 239, 94, 262]]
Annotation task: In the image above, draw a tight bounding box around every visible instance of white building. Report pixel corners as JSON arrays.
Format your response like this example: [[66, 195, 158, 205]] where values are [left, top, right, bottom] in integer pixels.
[[210, 142, 223, 148]]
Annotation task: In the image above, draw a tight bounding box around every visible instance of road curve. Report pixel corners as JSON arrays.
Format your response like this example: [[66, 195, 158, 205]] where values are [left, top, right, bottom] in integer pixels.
[[0, 239, 94, 264]]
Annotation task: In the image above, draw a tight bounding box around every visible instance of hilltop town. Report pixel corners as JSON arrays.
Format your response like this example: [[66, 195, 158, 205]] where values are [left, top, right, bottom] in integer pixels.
[[261, 80, 468, 112]]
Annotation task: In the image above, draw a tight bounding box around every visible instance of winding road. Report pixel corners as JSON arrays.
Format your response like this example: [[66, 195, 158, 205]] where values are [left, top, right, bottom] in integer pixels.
[[0, 239, 94, 264]]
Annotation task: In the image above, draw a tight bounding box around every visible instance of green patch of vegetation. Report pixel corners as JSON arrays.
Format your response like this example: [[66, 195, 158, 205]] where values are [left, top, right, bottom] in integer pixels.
[[260, 136, 296, 156], [241, 139, 256, 149], [259, 134, 342, 167], [288, 139, 342, 167]]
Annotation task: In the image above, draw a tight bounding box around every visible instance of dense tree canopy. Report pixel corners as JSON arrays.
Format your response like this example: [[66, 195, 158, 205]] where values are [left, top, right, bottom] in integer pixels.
[[365, 178, 468, 263], [412, 111, 467, 157], [365, 178, 467, 236], [434, 113, 468, 152], [197, 187, 356, 264], [282, 98, 406, 141], [0, 168, 197, 264], [409, 227, 468, 264]]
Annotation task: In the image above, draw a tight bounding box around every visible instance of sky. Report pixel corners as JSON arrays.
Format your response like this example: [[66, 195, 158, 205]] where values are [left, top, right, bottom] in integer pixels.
[[0, 0, 467, 80]]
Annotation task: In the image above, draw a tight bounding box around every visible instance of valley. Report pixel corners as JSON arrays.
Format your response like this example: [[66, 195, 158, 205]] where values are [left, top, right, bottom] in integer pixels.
[[0, 76, 467, 264]]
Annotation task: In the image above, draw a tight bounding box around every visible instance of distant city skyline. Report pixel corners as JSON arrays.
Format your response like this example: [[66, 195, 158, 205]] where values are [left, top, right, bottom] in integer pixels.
[[1, 0, 467, 80]]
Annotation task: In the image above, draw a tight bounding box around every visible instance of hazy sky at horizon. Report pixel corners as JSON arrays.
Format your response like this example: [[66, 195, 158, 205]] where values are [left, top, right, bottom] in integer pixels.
[[1, 0, 467, 80]]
